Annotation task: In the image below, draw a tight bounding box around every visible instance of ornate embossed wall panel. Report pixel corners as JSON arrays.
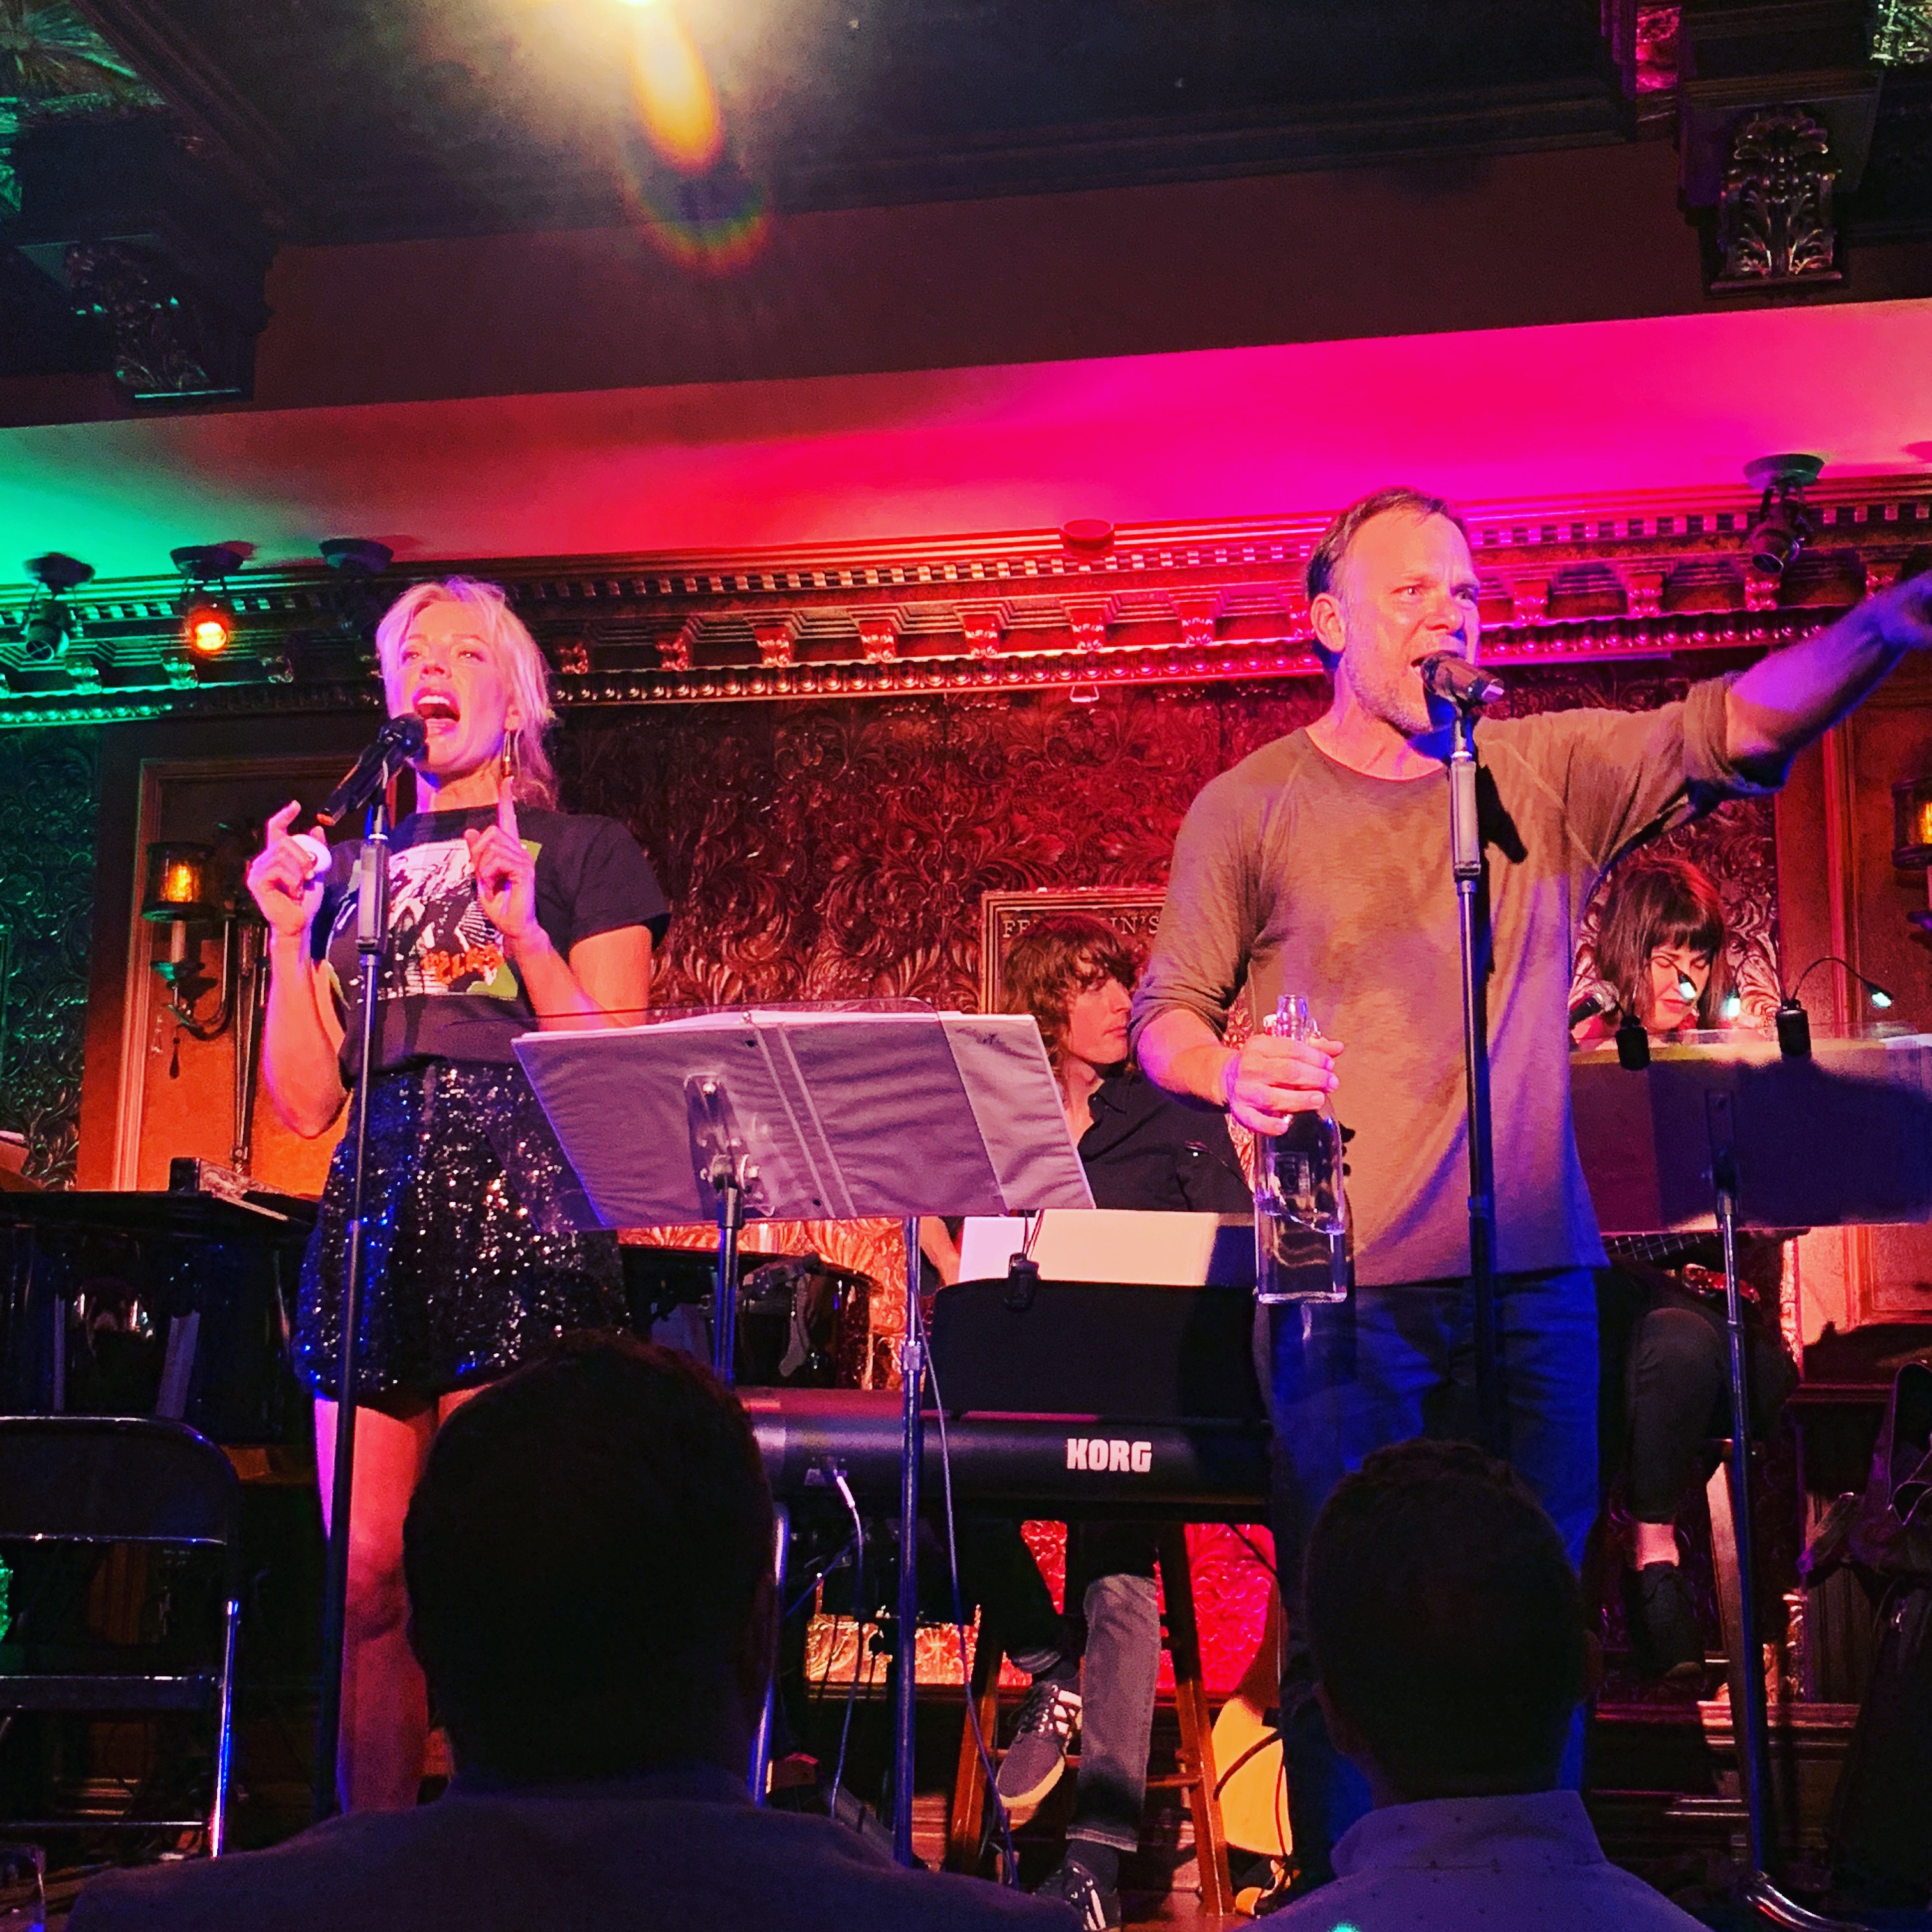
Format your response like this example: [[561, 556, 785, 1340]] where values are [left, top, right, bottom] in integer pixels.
[[0, 726, 99, 1185]]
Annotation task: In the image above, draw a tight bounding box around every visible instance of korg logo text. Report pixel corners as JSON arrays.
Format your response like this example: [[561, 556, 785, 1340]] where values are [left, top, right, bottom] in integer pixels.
[[1066, 1437, 1153, 1474]]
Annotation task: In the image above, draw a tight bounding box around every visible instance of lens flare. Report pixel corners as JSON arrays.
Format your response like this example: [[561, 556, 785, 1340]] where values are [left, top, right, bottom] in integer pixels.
[[629, 167, 772, 272], [629, 4, 723, 172]]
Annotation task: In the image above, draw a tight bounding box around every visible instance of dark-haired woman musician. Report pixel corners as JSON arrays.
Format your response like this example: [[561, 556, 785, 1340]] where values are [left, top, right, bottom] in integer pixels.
[[1575, 857, 1796, 1680], [247, 578, 667, 1809]]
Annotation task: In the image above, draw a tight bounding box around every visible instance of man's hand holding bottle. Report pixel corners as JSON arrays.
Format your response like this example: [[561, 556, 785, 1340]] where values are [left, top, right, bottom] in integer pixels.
[[1222, 1031, 1344, 1137]]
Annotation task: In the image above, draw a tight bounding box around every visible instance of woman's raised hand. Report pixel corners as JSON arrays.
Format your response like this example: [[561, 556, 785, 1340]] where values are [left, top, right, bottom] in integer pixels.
[[464, 789, 540, 946], [247, 800, 328, 940]]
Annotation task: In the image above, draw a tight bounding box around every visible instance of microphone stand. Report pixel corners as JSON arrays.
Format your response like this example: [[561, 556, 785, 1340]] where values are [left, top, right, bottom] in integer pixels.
[[313, 779, 396, 1818], [892, 1216, 924, 1865], [1446, 698, 1505, 1455], [1703, 1096, 1857, 1931]]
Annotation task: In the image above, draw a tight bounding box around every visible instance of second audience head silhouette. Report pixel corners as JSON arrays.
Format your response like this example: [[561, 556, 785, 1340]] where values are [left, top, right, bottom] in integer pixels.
[[402, 1333, 776, 1784], [1305, 1438, 1588, 1806]]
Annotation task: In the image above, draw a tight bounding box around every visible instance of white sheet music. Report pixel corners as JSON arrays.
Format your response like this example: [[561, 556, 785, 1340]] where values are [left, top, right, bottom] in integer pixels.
[[514, 1005, 1094, 1228]]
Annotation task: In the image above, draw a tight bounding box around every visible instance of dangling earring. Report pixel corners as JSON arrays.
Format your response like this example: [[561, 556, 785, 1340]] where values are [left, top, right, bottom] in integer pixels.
[[502, 733, 518, 796]]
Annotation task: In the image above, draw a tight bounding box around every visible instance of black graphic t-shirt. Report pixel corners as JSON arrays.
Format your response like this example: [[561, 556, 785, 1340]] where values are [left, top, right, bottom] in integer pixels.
[[311, 807, 670, 1081]]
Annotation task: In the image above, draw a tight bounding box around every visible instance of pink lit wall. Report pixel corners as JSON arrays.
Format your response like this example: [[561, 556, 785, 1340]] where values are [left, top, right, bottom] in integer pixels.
[[2, 297, 1929, 580]]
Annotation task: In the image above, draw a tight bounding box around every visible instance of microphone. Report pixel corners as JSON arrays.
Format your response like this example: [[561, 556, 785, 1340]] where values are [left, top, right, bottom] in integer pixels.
[[314, 715, 428, 829], [1420, 654, 1506, 710], [1567, 990, 1613, 1031]]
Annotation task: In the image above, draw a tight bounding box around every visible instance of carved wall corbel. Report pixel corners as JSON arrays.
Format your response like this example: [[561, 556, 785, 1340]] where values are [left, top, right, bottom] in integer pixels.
[[658, 617, 700, 672], [6, 119, 274, 401], [960, 606, 1008, 659], [1712, 106, 1842, 289], [1673, 0, 1878, 296], [1174, 595, 1221, 650], [1508, 577, 1551, 625], [753, 620, 797, 668], [854, 613, 900, 663], [1063, 601, 1111, 655], [1623, 567, 1667, 620]]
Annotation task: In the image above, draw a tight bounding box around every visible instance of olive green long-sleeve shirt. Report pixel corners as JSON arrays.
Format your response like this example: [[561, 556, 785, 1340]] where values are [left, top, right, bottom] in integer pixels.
[[1131, 680, 1777, 1287]]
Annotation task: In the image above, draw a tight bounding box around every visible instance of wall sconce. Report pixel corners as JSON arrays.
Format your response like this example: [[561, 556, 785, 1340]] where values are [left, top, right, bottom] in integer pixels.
[[141, 839, 269, 1175], [1894, 772, 1932, 940]]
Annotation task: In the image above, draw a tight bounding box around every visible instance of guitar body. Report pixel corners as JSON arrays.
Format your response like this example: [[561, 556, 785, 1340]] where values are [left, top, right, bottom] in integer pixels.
[[1210, 1584, 1291, 1859]]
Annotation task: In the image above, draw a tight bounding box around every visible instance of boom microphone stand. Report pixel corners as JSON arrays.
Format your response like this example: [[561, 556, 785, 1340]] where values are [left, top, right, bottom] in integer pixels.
[[312, 718, 423, 1818], [1429, 656, 1506, 1457]]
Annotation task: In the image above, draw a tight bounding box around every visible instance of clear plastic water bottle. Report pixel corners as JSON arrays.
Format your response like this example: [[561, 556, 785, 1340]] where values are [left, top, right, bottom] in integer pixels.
[[1254, 994, 1350, 1306]]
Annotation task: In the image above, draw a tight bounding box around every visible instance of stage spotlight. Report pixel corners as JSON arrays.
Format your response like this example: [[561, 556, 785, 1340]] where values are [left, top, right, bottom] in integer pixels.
[[183, 599, 236, 655], [319, 538, 394, 576], [171, 544, 248, 657], [18, 552, 95, 663], [1742, 454, 1823, 578], [1061, 519, 1116, 553]]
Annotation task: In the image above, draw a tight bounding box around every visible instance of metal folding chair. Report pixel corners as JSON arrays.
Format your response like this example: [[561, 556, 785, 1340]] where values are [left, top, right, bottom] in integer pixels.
[[0, 1416, 242, 1855]]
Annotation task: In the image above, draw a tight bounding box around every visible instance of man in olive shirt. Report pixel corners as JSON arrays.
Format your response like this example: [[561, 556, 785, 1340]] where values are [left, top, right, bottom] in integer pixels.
[[1131, 485, 1932, 1892]]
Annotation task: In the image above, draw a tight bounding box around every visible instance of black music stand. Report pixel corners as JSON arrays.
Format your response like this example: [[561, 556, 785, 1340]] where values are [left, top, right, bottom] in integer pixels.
[[515, 1002, 1091, 1862], [1579, 1029, 1932, 1929]]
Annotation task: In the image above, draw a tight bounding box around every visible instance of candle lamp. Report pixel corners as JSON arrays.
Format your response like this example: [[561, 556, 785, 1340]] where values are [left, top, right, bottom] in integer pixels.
[[141, 838, 270, 1175]]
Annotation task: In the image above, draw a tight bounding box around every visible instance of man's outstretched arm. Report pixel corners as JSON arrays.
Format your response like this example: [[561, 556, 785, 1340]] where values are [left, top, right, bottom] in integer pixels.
[[1726, 570, 1932, 767]]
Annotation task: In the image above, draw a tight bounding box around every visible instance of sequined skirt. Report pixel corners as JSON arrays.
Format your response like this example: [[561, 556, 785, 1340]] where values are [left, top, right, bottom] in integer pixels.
[[295, 1061, 625, 1402]]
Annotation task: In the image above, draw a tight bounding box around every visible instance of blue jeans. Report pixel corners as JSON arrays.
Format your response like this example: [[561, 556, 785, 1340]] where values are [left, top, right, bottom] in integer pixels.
[[1265, 1268, 1599, 1883], [957, 1519, 1162, 1853]]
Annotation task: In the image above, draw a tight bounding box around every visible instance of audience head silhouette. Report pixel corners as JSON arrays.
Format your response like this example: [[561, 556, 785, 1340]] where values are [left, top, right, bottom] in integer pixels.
[[1306, 1438, 1588, 1805], [403, 1333, 776, 1783]]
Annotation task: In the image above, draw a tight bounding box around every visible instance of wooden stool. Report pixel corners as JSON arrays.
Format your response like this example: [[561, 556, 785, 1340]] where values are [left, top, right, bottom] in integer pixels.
[[946, 1524, 1236, 1915]]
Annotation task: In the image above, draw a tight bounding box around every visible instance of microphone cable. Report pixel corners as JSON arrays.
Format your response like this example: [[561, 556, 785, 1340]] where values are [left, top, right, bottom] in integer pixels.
[[826, 1468, 867, 1831]]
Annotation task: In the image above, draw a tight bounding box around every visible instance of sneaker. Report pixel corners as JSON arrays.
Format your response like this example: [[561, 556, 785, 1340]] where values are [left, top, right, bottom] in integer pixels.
[[1626, 1560, 1705, 1682], [994, 1678, 1082, 1819], [1033, 1853, 1121, 1929], [1241, 1859, 1317, 1917]]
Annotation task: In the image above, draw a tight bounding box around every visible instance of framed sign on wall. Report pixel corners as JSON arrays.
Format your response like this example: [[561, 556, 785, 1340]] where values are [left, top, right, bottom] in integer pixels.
[[977, 886, 1167, 1016]]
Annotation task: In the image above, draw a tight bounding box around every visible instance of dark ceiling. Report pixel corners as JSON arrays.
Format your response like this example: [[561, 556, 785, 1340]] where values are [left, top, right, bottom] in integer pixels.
[[0, 1, 1927, 403], [63, 0, 1630, 240]]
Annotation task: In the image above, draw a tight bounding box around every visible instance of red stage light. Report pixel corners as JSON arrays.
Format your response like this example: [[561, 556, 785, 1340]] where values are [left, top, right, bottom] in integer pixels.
[[183, 602, 235, 654]]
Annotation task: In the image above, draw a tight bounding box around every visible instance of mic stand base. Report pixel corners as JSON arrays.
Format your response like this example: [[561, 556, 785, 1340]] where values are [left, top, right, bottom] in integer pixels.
[[1735, 1872, 1863, 1932]]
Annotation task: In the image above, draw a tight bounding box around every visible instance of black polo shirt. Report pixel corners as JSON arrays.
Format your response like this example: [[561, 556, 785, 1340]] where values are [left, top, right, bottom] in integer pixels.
[[1077, 1066, 1250, 1213]]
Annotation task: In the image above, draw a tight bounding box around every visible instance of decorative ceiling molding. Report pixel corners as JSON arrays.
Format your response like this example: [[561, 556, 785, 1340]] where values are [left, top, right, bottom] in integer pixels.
[[1, 479, 1928, 727], [62, 0, 298, 228]]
